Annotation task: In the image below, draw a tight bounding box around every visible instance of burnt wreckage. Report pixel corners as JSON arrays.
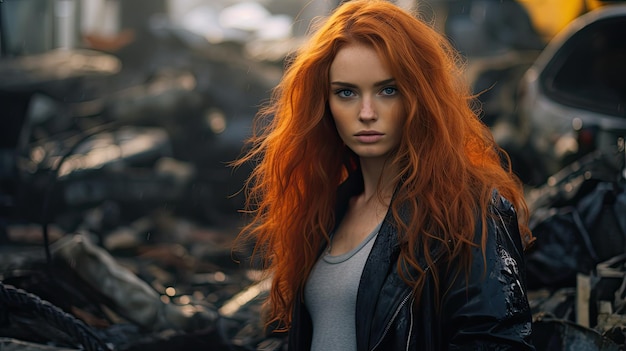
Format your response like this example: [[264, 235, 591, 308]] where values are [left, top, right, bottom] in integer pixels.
[[0, 0, 278, 349], [1, 1, 626, 350]]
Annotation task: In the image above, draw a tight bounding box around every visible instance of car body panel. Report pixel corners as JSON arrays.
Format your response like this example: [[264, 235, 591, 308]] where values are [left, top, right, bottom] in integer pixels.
[[517, 4, 626, 181]]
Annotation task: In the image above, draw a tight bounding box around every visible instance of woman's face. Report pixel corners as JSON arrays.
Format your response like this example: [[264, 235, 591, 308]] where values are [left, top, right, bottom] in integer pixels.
[[328, 43, 405, 163]]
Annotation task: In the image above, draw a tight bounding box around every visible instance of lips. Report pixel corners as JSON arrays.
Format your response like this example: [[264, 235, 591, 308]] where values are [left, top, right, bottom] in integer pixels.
[[355, 130, 383, 143]]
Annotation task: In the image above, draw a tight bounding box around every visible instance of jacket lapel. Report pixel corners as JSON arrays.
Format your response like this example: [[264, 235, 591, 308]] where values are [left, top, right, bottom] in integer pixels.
[[355, 209, 398, 351], [354, 199, 443, 351]]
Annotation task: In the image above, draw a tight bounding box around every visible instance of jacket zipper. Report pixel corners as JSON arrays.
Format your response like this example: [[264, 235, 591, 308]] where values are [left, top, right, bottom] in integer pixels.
[[369, 292, 413, 351], [368, 258, 440, 351], [406, 296, 415, 351]]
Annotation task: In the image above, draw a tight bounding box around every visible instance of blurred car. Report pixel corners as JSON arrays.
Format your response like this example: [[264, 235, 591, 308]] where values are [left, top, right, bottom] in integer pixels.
[[516, 4, 626, 184]]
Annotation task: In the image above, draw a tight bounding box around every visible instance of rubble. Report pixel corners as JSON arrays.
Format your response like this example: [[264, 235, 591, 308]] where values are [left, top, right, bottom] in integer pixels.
[[2, 1, 626, 350]]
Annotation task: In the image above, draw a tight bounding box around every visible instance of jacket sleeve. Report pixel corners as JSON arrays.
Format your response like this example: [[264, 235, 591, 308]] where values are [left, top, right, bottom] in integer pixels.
[[442, 198, 535, 350]]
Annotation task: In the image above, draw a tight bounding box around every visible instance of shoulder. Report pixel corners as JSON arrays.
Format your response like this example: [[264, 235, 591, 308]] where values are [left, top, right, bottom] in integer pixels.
[[486, 189, 526, 257], [439, 191, 534, 349], [490, 189, 517, 218]]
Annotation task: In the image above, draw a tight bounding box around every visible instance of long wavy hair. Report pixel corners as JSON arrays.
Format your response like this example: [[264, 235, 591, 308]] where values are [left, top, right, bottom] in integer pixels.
[[234, 0, 533, 330]]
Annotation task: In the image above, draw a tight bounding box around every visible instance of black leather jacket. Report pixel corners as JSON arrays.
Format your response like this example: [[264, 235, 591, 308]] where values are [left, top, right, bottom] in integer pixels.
[[288, 182, 535, 350]]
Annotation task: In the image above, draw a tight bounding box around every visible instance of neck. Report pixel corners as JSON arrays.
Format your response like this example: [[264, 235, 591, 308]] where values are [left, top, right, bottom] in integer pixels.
[[358, 157, 398, 206]]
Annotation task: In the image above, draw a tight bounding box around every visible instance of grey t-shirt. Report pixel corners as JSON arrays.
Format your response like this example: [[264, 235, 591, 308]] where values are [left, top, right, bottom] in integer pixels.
[[304, 222, 382, 351]]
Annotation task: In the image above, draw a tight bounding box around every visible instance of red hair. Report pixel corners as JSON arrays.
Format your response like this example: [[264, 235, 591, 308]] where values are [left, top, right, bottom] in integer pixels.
[[234, 0, 533, 330]]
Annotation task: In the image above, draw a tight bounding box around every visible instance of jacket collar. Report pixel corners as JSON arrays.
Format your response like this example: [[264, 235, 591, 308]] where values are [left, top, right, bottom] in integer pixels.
[[355, 207, 403, 350]]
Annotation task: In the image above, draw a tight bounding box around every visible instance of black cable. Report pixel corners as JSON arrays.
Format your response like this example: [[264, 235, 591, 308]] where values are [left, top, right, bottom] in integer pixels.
[[41, 121, 119, 264], [0, 281, 113, 351]]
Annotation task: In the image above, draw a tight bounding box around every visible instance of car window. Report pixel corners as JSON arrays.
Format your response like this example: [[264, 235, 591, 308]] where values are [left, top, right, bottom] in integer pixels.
[[540, 16, 626, 117]]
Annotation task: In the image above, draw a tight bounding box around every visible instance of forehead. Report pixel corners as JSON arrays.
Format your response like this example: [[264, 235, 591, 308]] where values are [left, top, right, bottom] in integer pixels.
[[329, 43, 392, 83]]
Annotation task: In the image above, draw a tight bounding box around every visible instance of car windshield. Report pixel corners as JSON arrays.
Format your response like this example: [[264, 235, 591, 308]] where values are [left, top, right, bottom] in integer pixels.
[[542, 16, 626, 117]]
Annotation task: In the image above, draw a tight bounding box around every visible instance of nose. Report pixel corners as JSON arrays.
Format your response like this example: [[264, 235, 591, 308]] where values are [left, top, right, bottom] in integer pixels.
[[359, 97, 377, 121]]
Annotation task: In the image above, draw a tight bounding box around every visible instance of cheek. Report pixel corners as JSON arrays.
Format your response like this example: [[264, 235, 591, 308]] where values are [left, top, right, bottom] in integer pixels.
[[390, 106, 407, 141], [329, 102, 349, 133], [393, 102, 406, 125]]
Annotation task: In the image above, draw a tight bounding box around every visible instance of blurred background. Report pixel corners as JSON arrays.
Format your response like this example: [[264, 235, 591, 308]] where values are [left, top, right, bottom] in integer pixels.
[[1, 0, 626, 350]]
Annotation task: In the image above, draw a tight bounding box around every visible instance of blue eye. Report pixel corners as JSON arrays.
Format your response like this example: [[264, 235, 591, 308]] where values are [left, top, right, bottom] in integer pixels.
[[335, 89, 355, 98], [381, 87, 397, 96]]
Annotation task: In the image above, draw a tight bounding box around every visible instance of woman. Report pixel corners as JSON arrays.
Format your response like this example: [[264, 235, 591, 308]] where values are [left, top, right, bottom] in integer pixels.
[[234, 0, 536, 350]]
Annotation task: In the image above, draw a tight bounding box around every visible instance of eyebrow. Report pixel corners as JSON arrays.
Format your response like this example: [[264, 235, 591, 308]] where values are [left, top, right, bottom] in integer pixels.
[[330, 78, 396, 88]]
